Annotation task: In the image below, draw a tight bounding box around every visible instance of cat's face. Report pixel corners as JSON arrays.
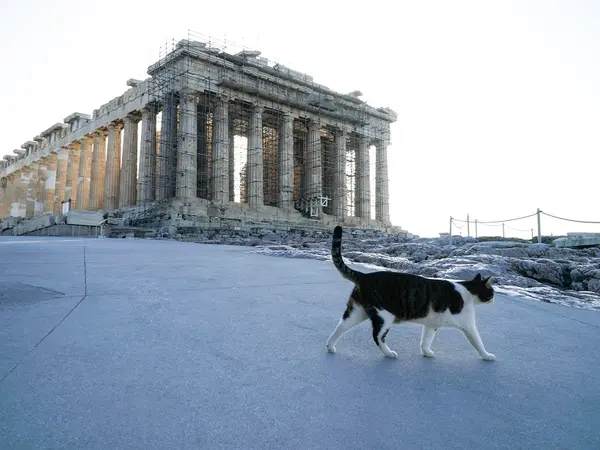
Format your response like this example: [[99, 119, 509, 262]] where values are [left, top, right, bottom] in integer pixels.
[[463, 273, 495, 304]]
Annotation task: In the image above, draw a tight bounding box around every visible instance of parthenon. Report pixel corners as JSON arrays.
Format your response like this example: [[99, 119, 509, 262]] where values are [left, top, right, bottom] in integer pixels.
[[0, 37, 399, 234]]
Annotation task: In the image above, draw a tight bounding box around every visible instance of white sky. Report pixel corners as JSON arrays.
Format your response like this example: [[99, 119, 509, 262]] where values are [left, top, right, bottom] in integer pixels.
[[1, 0, 599, 238]]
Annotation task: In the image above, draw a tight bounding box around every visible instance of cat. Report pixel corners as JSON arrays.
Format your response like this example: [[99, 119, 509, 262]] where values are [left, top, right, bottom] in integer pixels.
[[326, 225, 496, 361]]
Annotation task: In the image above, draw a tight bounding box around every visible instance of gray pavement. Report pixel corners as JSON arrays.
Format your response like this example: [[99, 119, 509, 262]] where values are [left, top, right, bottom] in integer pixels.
[[1, 236, 599, 449]]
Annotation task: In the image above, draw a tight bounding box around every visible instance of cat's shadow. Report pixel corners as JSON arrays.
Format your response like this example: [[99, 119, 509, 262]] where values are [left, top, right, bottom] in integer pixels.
[[322, 345, 499, 383]]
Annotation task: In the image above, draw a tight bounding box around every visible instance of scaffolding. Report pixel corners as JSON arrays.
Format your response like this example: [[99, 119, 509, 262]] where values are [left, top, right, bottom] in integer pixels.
[[125, 29, 394, 230]]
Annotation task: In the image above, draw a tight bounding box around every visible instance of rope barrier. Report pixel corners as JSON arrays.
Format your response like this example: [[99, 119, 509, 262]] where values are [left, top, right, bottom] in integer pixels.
[[449, 208, 600, 240], [540, 211, 600, 225], [451, 219, 465, 230], [504, 224, 533, 233], [452, 212, 538, 224], [452, 211, 600, 227], [477, 222, 502, 228]]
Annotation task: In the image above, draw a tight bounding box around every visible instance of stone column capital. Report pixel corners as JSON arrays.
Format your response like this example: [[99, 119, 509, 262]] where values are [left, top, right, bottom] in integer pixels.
[[107, 120, 124, 131], [251, 103, 265, 114], [334, 127, 347, 138], [307, 117, 322, 128], [124, 111, 142, 123], [93, 128, 108, 138], [78, 134, 93, 144], [377, 137, 390, 149], [179, 88, 198, 103], [141, 102, 160, 115], [356, 134, 370, 147], [213, 93, 230, 104], [280, 110, 296, 121]]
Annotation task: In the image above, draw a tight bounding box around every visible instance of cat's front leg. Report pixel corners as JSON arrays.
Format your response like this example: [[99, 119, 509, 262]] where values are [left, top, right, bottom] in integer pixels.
[[461, 324, 496, 361], [420, 325, 437, 357]]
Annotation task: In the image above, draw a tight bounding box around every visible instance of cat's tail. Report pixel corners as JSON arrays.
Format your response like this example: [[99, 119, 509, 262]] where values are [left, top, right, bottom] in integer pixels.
[[331, 225, 362, 282]]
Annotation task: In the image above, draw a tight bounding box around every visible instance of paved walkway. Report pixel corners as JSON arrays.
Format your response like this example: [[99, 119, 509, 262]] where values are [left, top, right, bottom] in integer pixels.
[[1, 236, 599, 449]]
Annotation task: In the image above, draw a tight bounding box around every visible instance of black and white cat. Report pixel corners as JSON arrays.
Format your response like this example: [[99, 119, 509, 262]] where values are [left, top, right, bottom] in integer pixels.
[[326, 226, 496, 361]]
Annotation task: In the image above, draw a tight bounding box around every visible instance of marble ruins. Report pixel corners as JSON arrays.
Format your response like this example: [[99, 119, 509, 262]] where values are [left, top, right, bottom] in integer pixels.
[[0, 38, 401, 235]]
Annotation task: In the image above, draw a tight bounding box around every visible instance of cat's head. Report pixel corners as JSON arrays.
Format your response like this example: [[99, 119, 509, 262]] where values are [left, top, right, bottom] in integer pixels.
[[461, 273, 495, 304]]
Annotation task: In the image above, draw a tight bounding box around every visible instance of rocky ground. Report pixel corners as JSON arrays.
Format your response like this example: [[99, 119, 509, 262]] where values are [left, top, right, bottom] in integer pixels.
[[174, 227, 600, 311]]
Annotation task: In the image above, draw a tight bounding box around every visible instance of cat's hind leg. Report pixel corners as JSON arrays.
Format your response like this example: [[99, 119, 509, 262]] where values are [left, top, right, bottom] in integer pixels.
[[368, 308, 398, 359], [326, 298, 368, 354], [461, 323, 496, 361], [420, 325, 437, 358]]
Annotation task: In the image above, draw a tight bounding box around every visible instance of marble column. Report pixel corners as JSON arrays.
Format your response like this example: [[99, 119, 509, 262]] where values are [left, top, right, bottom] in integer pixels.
[[75, 136, 93, 211], [89, 130, 107, 210], [307, 119, 323, 216], [228, 121, 235, 202], [12, 168, 29, 217], [36, 159, 47, 215], [196, 103, 209, 200], [138, 104, 158, 203], [375, 138, 390, 224], [332, 129, 348, 218], [0, 176, 7, 218], [65, 143, 80, 208], [5, 173, 16, 216], [247, 104, 264, 207], [26, 162, 39, 218], [355, 135, 370, 219], [54, 147, 69, 215], [157, 92, 178, 200], [120, 113, 141, 207], [0, 176, 6, 218], [211, 96, 229, 204], [176, 90, 198, 200], [104, 121, 123, 210], [278, 113, 294, 210], [44, 153, 57, 214]]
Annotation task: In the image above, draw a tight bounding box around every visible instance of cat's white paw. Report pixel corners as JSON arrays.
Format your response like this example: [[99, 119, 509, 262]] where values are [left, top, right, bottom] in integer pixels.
[[326, 345, 336, 354], [482, 352, 496, 361], [384, 350, 398, 359], [421, 348, 435, 358]]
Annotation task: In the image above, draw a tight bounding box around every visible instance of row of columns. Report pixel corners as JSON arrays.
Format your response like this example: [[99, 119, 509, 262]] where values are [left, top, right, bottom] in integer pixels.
[[0, 111, 146, 218], [1, 91, 390, 224], [153, 92, 389, 223]]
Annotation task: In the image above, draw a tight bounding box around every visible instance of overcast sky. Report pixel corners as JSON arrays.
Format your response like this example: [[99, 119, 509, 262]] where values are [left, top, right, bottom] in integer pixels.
[[1, 0, 598, 238]]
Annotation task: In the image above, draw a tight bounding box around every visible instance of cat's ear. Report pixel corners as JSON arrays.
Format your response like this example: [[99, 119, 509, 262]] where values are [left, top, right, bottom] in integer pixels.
[[484, 276, 494, 287], [473, 273, 482, 282]]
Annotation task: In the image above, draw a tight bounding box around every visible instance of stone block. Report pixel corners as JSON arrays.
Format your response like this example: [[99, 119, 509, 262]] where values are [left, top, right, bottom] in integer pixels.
[[207, 204, 225, 218], [66, 210, 106, 226], [554, 233, 600, 249], [21, 213, 55, 233], [1, 216, 20, 231]]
